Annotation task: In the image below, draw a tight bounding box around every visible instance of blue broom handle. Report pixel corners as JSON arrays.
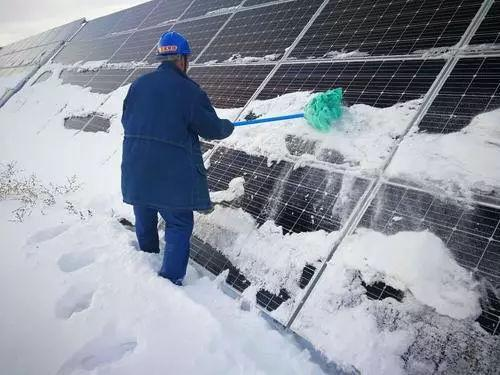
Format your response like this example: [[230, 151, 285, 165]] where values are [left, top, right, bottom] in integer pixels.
[[233, 113, 304, 127]]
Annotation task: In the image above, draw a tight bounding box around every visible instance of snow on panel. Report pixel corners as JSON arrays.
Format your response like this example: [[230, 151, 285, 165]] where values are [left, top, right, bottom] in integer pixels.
[[291, 228, 500, 375]]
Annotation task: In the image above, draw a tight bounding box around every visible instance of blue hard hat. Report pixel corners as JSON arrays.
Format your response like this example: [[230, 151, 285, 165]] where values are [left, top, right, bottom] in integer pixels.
[[156, 31, 191, 57]]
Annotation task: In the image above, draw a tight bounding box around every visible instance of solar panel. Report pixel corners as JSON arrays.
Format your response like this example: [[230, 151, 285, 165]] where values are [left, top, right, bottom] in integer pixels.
[[257, 59, 445, 107], [289, 0, 484, 59], [0, 46, 52, 68], [63, 115, 110, 132], [110, 25, 173, 63], [191, 145, 370, 314], [418, 56, 500, 133], [146, 14, 230, 63], [196, 0, 322, 63], [469, 1, 500, 46], [54, 34, 130, 64], [71, 12, 126, 42], [141, 0, 193, 28], [107, 1, 157, 35], [189, 64, 274, 108], [60, 69, 97, 88], [180, 0, 243, 20], [357, 182, 500, 334], [86, 68, 134, 93]]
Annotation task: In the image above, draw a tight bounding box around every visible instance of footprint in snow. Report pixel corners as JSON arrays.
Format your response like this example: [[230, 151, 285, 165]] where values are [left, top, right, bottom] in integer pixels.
[[57, 251, 96, 273], [57, 331, 137, 375], [25, 224, 70, 246], [55, 284, 95, 319]]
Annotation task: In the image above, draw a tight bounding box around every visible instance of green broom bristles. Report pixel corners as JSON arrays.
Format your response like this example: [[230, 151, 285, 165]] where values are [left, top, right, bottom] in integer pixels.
[[304, 88, 343, 132]]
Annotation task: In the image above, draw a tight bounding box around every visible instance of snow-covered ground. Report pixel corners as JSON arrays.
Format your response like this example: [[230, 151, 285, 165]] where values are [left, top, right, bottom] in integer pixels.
[[1, 60, 499, 374]]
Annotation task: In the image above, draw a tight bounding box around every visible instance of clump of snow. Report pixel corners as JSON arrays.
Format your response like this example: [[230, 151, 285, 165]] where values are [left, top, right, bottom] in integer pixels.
[[194, 205, 338, 294], [66, 60, 149, 72], [341, 229, 481, 319], [387, 108, 500, 199], [224, 53, 281, 64], [205, 6, 241, 16], [230, 92, 421, 174], [293, 229, 496, 375], [412, 46, 455, 58], [210, 176, 245, 203], [323, 50, 369, 59]]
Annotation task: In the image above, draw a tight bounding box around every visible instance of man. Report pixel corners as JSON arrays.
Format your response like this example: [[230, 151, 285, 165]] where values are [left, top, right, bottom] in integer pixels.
[[121, 31, 234, 286]]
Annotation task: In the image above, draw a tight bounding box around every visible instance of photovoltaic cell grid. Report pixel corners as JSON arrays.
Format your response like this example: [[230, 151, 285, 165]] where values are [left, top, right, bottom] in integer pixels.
[[59, 68, 134, 94], [289, 0, 484, 59], [197, 0, 322, 63], [180, 0, 243, 20], [418, 56, 500, 133], [64, 115, 111, 132], [53, 34, 130, 65], [110, 25, 174, 63], [358, 183, 500, 334], [190, 146, 370, 312], [0, 19, 83, 56], [469, 0, 500, 46], [140, 0, 193, 28], [146, 14, 231, 62], [189, 64, 274, 108], [107, 1, 157, 35], [257, 59, 445, 107]]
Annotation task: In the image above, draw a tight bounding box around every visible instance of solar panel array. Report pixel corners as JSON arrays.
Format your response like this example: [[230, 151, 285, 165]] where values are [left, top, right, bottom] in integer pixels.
[[4, 0, 500, 371], [0, 19, 83, 104]]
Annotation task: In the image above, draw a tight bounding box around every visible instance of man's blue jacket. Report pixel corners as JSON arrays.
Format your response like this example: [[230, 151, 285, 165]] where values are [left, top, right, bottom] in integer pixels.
[[121, 62, 234, 210]]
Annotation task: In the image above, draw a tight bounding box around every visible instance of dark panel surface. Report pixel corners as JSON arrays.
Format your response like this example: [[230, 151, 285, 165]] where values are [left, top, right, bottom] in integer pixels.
[[290, 0, 483, 58], [181, 0, 243, 20], [258, 59, 445, 107], [469, 1, 500, 46], [189, 64, 274, 108], [87, 69, 134, 93], [141, 0, 193, 28], [60, 69, 97, 88], [54, 34, 130, 64], [110, 25, 173, 63], [207, 146, 370, 234], [418, 57, 500, 133], [108, 1, 157, 34], [197, 0, 321, 63], [82, 115, 111, 132], [72, 13, 125, 42]]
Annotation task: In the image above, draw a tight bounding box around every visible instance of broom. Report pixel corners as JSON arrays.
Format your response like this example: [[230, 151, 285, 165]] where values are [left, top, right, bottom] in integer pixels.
[[233, 88, 343, 132]]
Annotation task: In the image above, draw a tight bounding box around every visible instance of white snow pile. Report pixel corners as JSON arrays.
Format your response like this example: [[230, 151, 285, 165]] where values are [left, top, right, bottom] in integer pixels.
[[294, 229, 499, 375], [210, 176, 245, 203], [224, 53, 281, 64], [195, 204, 338, 297], [322, 50, 369, 59], [388, 108, 500, 199], [232, 92, 421, 174]]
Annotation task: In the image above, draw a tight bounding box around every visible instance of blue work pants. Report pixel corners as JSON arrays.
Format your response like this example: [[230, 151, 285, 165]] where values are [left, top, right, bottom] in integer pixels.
[[133, 206, 194, 285]]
